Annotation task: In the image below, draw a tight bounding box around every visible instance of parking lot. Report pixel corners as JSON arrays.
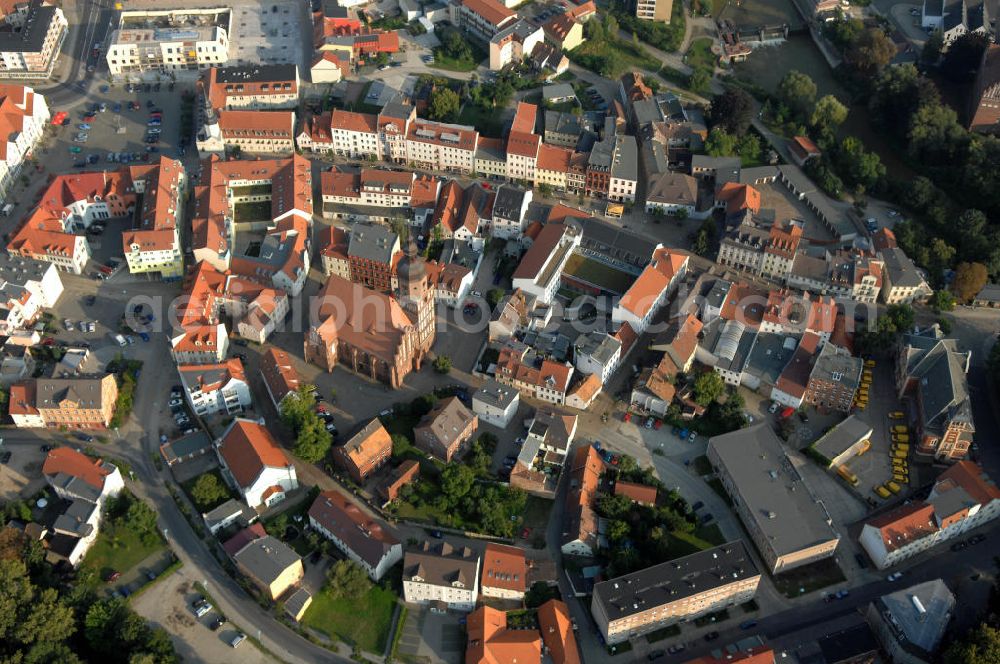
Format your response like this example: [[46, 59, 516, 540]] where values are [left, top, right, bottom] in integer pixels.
[[394, 607, 464, 664], [132, 566, 272, 664]]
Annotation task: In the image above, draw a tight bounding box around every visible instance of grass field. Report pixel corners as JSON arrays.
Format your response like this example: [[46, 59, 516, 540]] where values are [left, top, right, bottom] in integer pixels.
[[563, 254, 636, 294], [457, 104, 506, 138], [568, 36, 661, 79], [302, 584, 398, 653], [80, 524, 165, 584], [687, 38, 716, 73]]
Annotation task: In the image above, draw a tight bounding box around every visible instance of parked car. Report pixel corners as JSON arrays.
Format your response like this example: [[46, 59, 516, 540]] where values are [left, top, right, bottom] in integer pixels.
[[195, 603, 212, 618], [887, 572, 903, 581], [739, 620, 758, 630], [74, 432, 94, 442], [968, 533, 987, 545], [704, 631, 720, 641]]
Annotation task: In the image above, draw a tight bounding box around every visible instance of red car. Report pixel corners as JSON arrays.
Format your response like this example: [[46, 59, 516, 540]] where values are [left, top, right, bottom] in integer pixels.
[[653, 419, 663, 430], [51, 111, 67, 125], [41, 337, 55, 346], [520, 527, 531, 539], [106, 570, 121, 583], [623, 412, 631, 423]]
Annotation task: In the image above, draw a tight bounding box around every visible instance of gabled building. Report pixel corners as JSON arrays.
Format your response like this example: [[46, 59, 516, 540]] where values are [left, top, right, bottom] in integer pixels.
[[612, 246, 689, 334], [232, 534, 304, 600], [309, 489, 402, 581], [561, 445, 602, 556], [259, 347, 301, 412], [538, 599, 581, 664], [31, 374, 118, 430], [414, 396, 478, 462], [865, 580, 954, 663], [466, 605, 542, 664], [403, 541, 481, 611], [178, 358, 251, 417], [0, 84, 49, 201], [489, 19, 543, 70], [171, 323, 228, 365], [495, 343, 574, 405], [512, 222, 582, 305], [480, 542, 528, 599], [203, 64, 299, 110], [216, 418, 299, 511], [334, 418, 392, 482]]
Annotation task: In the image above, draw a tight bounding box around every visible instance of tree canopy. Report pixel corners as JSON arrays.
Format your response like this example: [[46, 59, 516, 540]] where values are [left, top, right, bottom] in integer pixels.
[[709, 88, 754, 136]]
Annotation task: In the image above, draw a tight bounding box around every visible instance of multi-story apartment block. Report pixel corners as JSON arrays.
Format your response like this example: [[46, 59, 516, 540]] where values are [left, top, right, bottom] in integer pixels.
[[106, 9, 231, 76], [178, 358, 252, 417], [970, 44, 1000, 132], [506, 102, 540, 183], [403, 542, 481, 611], [377, 97, 416, 163], [536, 143, 572, 191], [859, 461, 999, 568], [879, 246, 931, 304], [309, 489, 402, 581], [216, 417, 298, 510], [573, 330, 622, 385], [414, 396, 478, 462], [896, 325, 974, 461], [634, 0, 674, 22], [321, 168, 439, 214], [204, 64, 299, 110], [406, 119, 479, 174], [608, 135, 638, 203], [592, 541, 760, 644], [0, 84, 48, 200], [586, 136, 612, 198], [122, 157, 187, 279], [489, 19, 543, 70], [490, 184, 532, 239], [865, 579, 954, 664], [329, 109, 381, 158], [344, 222, 401, 292], [31, 374, 118, 430], [0, 0, 67, 79], [452, 0, 517, 41], [761, 221, 804, 279], [708, 424, 841, 573], [334, 418, 392, 482]]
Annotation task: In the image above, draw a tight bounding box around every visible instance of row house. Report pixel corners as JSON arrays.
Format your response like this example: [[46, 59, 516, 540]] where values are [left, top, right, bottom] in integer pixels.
[[612, 247, 689, 335], [170, 323, 229, 365], [716, 219, 803, 280], [308, 489, 402, 581], [0, 85, 49, 200], [178, 357, 252, 417], [198, 110, 296, 156], [259, 347, 301, 412], [203, 64, 299, 110], [11, 374, 118, 430], [490, 184, 532, 239], [506, 102, 540, 183], [495, 343, 574, 405], [535, 143, 572, 192], [321, 167, 439, 212], [122, 157, 187, 280], [406, 119, 479, 174]]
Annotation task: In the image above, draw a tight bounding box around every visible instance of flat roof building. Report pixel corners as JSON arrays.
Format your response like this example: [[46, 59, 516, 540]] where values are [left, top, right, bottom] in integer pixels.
[[707, 424, 840, 573], [591, 541, 760, 644]]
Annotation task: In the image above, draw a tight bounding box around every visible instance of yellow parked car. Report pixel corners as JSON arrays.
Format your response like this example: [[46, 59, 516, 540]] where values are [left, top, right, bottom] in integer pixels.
[[863, 370, 873, 380], [893, 434, 910, 444], [893, 449, 908, 459], [865, 359, 876, 368], [887, 481, 902, 494], [893, 471, 909, 481], [889, 411, 905, 420], [893, 443, 910, 452], [893, 425, 908, 434], [874, 485, 891, 499]]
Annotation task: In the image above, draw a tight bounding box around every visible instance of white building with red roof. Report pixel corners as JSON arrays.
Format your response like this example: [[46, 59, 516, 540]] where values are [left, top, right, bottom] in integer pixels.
[[0, 85, 48, 201], [859, 461, 1000, 568], [43, 447, 124, 505], [405, 118, 479, 174], [170, 322, 228, 365], [178, 357, 252, 417], [612, 246, 689, 334], [453, 0, 517, 40], [216, 417, 299, 511], [329, 109, 380, 159], [511, 222, 581, 305], [259, 347, 301, 411], [506, 102, 541, 183]]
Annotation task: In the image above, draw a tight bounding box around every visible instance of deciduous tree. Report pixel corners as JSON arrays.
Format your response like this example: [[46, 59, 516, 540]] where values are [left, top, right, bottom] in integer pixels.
[[952, 262, 989, 302]]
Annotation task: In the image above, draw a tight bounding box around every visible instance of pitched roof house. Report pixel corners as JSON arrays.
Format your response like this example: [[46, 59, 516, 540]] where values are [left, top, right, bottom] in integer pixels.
[[216, 418, 299, 511], [308, 489, 402, 580]]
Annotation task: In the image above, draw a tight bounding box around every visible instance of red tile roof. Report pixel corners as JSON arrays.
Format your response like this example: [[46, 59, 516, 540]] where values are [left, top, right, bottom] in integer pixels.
[[222, 523, 267, 557], [461, 0, 515, 27], [936, 461, 1000, 505], [866, 502, 937, 553], [330, 109, 378, 134], [618, 248, 688, 319], [538, 599, 581, 664], [480, 543, 528, 593], [42, 447, 115, 491], [218, 419, 294, 489], [614, 480, 657, 505], [537, 143, 572, 172], [466, 606, 542, 664]]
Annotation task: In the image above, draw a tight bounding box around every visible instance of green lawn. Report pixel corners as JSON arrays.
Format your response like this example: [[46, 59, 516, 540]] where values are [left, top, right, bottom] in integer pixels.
[[456, 104, 506, 138], [568, 36, 661, 79], [302, 584, 398, 653], [686, 38, 716, 73], [694, 522, 726, 546], [80, 523, 165, 584], [233, 201, 272, 223], [562, 254, 637, 294]]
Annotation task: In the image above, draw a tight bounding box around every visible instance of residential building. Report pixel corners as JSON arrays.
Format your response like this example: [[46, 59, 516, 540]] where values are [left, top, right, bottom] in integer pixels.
[[491, 184, 532, 239], [804, 341, 862, 412], [29, 374, 118, 430], [561, 446, 602, 556], [0, 85, 48, 201], [197, 109, 295, 155], [378, 459, 420, 502], [170, 324, 228, 365], [495, 344, 574, 405], [0, 253, 62, 335], [106, 8, 231, 76], [536, 143, 572, 190], [511, 409, 577, 496], [160, 430, 214, 468], [259, 347, 301, 412], [232, 535, 304, 600], [507, 102, 542, 183], [202, 498, 256, 535], [896, 325, 974, 461], [573, 330, 622, 385], [489, 19, 543, 70], [122, 157, 187, 279], [609, 135, 639, 203], [328, 109, 381, 159], [178, 358, 251, 417], [308, 489, 402, 581], [635, 0, 674, 22], [452, 0, 517, 40], [41, 447, 124, 566], [542, 13, 584, 50], [466, 605, 542, 664], [859, 461, 1000, 568], [592, 541, 760, 644], [203, 64, 299, 110], [319, 225, 351, 280], [612, 246, 689, 334], [880, 247, 931, 304], [414, 396, 478, 462], [402, 541, 481, 610], [512, 222, 582, 305], [0, 1, 67, 79], [480, 542, 528, 599], [406, 119, 478, 174], [216, 418, 299, 511], [489, 288, 530, 342], [335, 418, 392, 482], [646, 171, 699, 216], [321, 168, 439, 215], [970, 44, 1000, 132], [538, 599, 581, 664], [707, 424, 841, 573], [472, 378, 520, 428], [8, 380, 41, 427], [865, 580, 954, 663], [344, 222, 402, 292]]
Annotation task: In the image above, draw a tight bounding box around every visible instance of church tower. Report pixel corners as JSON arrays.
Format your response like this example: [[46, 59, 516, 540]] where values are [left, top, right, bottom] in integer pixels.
[[398, 242, 435, 360]]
